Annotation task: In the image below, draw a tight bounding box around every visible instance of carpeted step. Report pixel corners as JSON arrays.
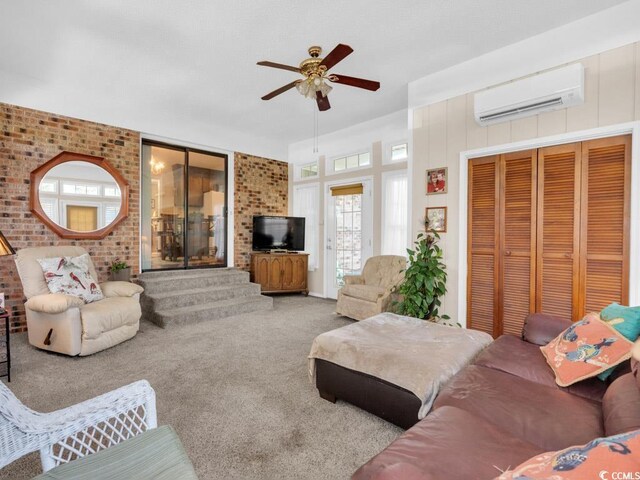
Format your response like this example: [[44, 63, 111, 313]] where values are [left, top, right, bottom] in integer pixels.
[[137, 269, 249, 294], [152, 295, 273, 328], [141, 283, 261, 311]]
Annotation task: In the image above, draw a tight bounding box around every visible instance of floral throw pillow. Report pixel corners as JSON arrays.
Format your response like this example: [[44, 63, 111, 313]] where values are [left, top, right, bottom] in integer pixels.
[[540, 312, 633, 387], [495, 429, 640, 479], [37, 254, 103, 304]]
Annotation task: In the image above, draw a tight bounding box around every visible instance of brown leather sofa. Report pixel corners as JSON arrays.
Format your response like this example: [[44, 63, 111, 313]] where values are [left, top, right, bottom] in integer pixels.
[[352, 313, 640, 480]]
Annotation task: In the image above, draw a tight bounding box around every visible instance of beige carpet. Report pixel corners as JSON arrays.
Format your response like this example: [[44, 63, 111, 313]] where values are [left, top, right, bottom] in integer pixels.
[[0, 295, 402, 479]]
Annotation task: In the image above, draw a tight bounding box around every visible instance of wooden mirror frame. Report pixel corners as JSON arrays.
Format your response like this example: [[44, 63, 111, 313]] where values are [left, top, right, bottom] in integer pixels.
[[30, 151, 130, 240]]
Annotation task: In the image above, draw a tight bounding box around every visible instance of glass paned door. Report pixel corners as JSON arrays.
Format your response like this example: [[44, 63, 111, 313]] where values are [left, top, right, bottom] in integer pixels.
[[186, 151, 226, 267], [335, 193, 363, 287], [141, 142, 227, 271], [326, 179, 372, 299]]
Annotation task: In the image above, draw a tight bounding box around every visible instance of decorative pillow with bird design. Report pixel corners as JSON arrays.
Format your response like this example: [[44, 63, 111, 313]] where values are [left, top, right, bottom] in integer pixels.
[[37, 254, 104, 304], [597, 303, 640, 381], [541, 312, 633, 387], [495, 429, 640, 479]]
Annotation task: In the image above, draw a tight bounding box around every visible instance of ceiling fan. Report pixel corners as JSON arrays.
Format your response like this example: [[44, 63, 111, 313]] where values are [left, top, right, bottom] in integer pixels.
[[257, 44, 380, 111]]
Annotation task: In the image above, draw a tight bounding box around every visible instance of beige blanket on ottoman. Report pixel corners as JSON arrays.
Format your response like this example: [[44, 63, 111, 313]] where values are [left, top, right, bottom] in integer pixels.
[[308, 312, 492, 418]]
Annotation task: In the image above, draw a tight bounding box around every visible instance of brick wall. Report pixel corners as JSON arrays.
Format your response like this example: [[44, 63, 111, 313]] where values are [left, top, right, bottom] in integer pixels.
[[0, 103, 140, 332], [234, 153, 288, 271]]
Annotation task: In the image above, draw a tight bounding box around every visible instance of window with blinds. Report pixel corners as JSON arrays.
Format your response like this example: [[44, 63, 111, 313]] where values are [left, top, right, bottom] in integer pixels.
[[467, 135, 630, 337]]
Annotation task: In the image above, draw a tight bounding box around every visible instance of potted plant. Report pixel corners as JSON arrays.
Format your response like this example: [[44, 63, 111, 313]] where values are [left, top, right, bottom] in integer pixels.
[[109, 259, 131, 282], [394, 228, 456, 326]]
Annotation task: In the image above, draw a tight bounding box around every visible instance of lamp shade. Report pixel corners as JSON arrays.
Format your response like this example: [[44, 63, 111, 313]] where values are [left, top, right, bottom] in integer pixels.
[[0, 231, 15, 256]]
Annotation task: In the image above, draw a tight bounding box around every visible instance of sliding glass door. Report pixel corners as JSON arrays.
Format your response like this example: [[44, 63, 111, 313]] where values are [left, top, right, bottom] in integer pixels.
[[141, 141, 227, 271]]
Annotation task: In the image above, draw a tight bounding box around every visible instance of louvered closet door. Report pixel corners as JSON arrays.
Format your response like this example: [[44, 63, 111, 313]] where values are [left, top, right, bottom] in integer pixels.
[[537, 143, 582, 321], [499, 150, 537, 336], [467, 156, 498, 336], [579, 135, 631, 314]]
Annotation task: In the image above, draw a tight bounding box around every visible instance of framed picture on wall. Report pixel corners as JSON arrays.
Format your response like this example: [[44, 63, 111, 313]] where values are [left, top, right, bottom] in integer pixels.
[[426, 167, 447, 195], [426, 207, 447, 233]]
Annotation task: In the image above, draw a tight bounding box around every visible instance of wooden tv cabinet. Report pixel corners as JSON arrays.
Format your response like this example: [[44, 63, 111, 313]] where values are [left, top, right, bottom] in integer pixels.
[[250, 252, 309, 295]]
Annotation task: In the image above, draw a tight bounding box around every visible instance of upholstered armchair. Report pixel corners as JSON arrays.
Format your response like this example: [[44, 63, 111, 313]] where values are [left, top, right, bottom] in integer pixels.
[[336, 255, 406, 321], [14, 246, 143, 356]]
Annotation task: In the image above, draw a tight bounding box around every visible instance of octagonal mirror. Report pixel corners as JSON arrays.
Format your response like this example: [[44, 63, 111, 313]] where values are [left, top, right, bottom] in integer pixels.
[[30, 151, 129, 239]]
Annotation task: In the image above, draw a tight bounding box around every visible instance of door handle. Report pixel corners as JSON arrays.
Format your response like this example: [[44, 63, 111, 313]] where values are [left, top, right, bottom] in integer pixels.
[[564, 252, 571, 258], [326, 246, 333, 250], [505, 251, 511, 256]]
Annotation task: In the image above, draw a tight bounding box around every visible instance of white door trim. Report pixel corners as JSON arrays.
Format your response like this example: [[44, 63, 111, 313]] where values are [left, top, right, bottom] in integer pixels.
[[323, 175, 374, 299], [458, 121, 640, 328]]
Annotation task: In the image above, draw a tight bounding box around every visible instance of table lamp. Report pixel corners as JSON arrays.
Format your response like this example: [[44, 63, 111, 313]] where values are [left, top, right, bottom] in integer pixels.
[[0, 230, 15, 257], [0, 230, 15, 312]]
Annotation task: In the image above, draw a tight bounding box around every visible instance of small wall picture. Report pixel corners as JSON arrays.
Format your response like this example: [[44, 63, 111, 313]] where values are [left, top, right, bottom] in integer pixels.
[[426, 207, 447, 233], [426, 167, 447, 195]]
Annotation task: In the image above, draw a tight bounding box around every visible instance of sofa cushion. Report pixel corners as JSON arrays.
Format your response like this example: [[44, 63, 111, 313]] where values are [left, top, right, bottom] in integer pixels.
[[540, 312, 633, 387], [351, 406, 542, 480], [33, 425, 198, 480], [80, 296, 141, 340], [341, 284, 386, 302], [603, 373, 640, 436], [522, 312, 572, 346], [38, 254, 104, 303], [496, 429, 640, 480], [474, 335, 607, 402], [433, 365, 604, 451]]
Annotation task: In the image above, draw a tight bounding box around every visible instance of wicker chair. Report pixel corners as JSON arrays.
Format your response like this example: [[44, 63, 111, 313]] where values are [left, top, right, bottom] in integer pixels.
[[0, 379, 157, 472]]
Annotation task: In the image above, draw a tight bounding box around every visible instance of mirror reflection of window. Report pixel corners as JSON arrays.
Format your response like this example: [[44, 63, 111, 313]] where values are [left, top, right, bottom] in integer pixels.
[[38, 161, 123, 232], [66, 205, 98, 231]]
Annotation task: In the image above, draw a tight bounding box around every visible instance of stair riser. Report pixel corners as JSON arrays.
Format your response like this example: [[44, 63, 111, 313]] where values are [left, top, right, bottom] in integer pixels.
[[149, 297, 273, 328], [141, 284, 261, 310], [138, 268, 239, 279], [138, 272, 250, 293]]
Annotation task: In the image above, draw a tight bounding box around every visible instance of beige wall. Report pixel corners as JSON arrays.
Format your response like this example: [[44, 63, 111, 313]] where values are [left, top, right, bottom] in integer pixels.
[[293, 141, 407, 296], [411, 42, 640, 324]]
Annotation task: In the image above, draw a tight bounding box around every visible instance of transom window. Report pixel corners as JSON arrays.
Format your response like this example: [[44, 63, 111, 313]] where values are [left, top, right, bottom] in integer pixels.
[[333, 152, 370, 172], [300, 162, 318, 178], [390, 143, 408, 161], [62, 182, 100, 196]]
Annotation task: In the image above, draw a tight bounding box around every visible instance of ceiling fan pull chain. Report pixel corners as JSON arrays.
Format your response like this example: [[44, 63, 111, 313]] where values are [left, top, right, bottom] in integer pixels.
[[313, 105, 318, 153]]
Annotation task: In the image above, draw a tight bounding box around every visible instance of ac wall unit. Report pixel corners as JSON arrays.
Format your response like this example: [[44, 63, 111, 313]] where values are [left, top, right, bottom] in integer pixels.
[[474, 63, 584, 126]]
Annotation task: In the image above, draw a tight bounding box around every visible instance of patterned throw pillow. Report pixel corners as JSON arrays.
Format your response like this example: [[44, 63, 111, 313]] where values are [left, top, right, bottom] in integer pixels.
[[37, 254, 104, 304], [597, 303, 640, 381], [540, 312, 633, 387], [495, 429, 640, 479]]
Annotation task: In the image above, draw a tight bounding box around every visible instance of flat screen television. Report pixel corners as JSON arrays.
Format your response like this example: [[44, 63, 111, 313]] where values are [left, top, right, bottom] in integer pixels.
[[252, 216, 305, 251]]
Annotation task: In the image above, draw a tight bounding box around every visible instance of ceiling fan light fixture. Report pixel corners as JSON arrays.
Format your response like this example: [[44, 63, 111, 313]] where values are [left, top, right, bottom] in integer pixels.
[[296, 76, 332, 99]]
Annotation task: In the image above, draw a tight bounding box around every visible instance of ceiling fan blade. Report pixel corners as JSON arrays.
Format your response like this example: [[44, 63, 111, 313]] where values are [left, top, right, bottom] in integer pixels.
[[261, 80, 300, 100], [316, 91, 331, 111], [320, 44, 354, 71], [329, 74, 380, 91], [257, 61, 301, 73]]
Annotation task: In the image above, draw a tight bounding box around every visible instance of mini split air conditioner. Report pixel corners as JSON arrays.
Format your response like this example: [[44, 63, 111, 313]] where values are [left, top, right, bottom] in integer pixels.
[[474, 63, 584, 126]]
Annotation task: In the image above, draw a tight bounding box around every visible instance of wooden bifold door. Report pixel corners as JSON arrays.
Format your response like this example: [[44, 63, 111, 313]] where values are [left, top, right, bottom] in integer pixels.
[[467, 135, 630, 337]]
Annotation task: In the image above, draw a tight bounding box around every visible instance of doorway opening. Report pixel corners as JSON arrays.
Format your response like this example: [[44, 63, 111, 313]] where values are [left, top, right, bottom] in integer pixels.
[[141, 140, 228, 271]]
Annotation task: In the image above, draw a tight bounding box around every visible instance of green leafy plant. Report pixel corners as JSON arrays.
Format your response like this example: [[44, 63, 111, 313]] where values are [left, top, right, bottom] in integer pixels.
[[394, 230, 450, 323], [109, 259, 130, 273]]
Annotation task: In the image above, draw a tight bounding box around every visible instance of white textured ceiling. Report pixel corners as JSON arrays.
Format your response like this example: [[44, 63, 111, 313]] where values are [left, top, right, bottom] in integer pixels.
[[0, 0, 628, 160]]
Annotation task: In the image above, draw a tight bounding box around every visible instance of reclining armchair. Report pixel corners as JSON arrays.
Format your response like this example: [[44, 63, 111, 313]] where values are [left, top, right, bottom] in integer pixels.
[[15, 246, 144, 356], [336, 255, 406, 321]]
